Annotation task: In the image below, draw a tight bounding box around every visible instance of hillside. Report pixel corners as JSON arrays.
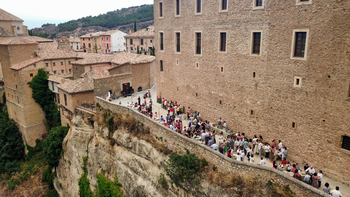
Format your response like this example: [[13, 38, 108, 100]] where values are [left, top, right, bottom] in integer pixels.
[[30, 4, 154, 39]]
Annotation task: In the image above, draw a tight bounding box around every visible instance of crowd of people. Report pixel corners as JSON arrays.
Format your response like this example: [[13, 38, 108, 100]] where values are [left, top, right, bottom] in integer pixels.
[[119, 95, 343, 197]]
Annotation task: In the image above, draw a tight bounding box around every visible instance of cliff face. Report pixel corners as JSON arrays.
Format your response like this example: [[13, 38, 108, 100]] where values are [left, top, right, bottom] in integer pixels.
[[54, 114, 231, 197]]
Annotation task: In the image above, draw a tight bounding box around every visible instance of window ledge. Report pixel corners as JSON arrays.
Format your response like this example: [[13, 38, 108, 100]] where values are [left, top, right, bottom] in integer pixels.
[[290, 56, 307, 61], [253, 6, 264, 10]]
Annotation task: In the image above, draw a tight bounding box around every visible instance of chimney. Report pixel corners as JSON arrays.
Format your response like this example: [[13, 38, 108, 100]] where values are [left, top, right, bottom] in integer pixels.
[[129, 29, 131, 34]]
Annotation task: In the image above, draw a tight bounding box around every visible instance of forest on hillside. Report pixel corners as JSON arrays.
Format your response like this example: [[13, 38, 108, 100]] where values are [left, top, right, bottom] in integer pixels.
[[57, 4, 153, 32]]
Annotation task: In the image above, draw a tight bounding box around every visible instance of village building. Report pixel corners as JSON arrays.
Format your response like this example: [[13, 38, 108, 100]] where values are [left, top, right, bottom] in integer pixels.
[[80, 33, 93, 53], [69, 37, 81, 51], [125, 26, 154, 53], [51, 52, 155, 126], [111, 30, 127, 53], [0, 8, 28, 37], [154, 0, 350, 184]]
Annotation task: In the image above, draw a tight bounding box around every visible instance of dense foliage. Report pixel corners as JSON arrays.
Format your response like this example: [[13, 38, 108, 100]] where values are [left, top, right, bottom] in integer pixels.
[[57, 4, 153, 32], [42, 23, 56, 27], [165, 150, 201, 187], [0, 105, 25, 175], [42, 126, 69, 168], [28, 68, 61, 129], [95, 173, 123, 197]]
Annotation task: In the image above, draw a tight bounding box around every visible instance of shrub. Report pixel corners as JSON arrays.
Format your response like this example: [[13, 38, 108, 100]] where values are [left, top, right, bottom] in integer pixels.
[[0, 107, 25, 175], [44, 189, 60, 197], [165, 151, 201, 187], [42, 167, 55, 189], [2, 92, 5, 104], [42, 126, 69, 168], [201, 158, 208, 168], [78, 157, 93, 197], [7, 178, 19, 190], [157, 173, 168, 190], [95, 172, 123, 197]]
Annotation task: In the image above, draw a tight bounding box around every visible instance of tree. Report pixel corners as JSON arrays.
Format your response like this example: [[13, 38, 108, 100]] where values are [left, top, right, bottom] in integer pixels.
[[0, 106, 25, 175], [150, 46, 155, 56], [136, 45, 141, 54], [134, 21, 137, 32], [95, 172, 123, 197], [165, 151, 201, 187], [42, 126, 69, 168], [28, 69, 61, 129]]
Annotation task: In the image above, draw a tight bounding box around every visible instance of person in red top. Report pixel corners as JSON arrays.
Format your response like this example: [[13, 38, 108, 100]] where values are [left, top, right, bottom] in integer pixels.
[[281, 157, 287, 165], [170, 106, 174, 115]]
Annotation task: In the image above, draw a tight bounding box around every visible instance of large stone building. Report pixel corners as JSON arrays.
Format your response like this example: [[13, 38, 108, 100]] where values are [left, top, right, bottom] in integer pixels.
[[154, 0, 350, 184], [125, 26, 154, 53], [0, 8, 28, 37]]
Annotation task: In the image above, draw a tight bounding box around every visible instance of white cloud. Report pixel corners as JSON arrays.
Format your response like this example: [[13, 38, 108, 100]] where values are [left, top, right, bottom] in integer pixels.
[[2, 0, 153, 28]]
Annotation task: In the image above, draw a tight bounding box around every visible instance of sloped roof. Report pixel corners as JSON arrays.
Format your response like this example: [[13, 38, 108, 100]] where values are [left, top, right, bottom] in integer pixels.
[[0, 26, 14, 37], [110, 52, 155, 65], [48, 74, 72, 83], [0, 36, 38, 45], [69, 37, 80, 43], [57, 64, 111, 93], [73, 53, 114, 65], [0, 8, 23, 22], [37, 42, 82, 60], [11, 57, 43, 70], [124, 26, 154, 38]]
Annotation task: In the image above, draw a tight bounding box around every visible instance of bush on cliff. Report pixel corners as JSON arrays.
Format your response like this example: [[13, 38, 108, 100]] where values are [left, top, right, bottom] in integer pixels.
[[0, 106, 25, 175], [165, 150, 201, 187], [42, 126, 69, 168], [95, 172, 123, 197], [28, 68, 61, 129]]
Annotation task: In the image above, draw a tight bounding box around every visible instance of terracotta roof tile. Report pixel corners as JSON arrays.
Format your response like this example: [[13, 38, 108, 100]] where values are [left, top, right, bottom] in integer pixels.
[[69, 37, 80, 43], [48, 74, 72, 83], [0, 36, 38, 45], [57, 77, 94, 94], [11, 57, 43, 70], [110, 52, 155, 65], [124, 26, 154, 38], [0, 8, 23, 21], [37, 42, 82, 60]]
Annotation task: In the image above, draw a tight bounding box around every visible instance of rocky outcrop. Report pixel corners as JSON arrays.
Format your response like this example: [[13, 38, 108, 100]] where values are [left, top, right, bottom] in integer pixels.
[[54, 114, 232, 197]]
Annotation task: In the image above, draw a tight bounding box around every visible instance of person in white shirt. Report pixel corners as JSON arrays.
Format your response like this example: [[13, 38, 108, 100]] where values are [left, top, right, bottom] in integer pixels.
[[331, 186, 342, 197], [235, 139, 240, 151], [259, 157, 266, 166], [240, 150, 245, 162], [306, 166, 316, 175], [278, 140, 283, 150], [211, 143, 218, 150], [317, 170, 323, 189], [265, 144, 271, 159], [250, 154, 255, 164], [258, 140, 263, 158]]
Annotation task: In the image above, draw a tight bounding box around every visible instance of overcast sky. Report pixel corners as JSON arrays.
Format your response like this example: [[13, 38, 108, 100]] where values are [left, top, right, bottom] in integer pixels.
[[1, 0, 154, 29]]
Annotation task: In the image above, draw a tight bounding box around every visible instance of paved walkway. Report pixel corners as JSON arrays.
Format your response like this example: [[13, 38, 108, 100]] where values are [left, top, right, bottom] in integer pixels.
[[111, 85, 349, 197]]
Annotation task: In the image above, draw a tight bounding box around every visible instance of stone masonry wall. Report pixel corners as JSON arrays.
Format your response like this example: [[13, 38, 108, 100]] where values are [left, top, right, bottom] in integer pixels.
[[96, 97, 328, 197], [154, 0, 350, 185]]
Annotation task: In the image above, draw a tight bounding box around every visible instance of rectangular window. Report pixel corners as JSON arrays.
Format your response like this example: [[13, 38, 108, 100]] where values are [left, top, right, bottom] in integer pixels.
[[195, 32, 201, 55], [64, 94, 67, 106], [53, 62, 56, 66], [176, 0, 180, 16], [159, 2, 163, 17], [130, 39, 133, 45], [69, 69, 71, 73], [221, 0, 228, 10], [160, 60, 163, 72], [61, 70, 64, 73], [60, 62, 63, 65], [160, 32, 164, 51], [294, 32, 307, 57], [196, 0, 201, 13], [54, 70, 56, 74], [101, 37, 103, 40], [45, 63, 48, 67], [252, 32, 261, 54], [342, 136, 350, 151], [106, 37, 108, 40], [30, 73, 33, 77], [220, 32, 227, 52], [141, 39, 144, 45], [256, 0, 263, 6], [107, 43, 109, 49], [296, 0, 312, 5], [176, 32, 180, 53], [68, 61, 71, 65]]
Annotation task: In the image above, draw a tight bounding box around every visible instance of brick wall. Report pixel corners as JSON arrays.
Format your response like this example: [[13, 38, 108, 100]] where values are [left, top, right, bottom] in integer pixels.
[[154, 0, 350, 185]]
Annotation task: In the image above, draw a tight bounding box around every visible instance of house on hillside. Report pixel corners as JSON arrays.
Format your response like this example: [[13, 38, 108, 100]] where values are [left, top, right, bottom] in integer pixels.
[[125, 26, 154, 53]]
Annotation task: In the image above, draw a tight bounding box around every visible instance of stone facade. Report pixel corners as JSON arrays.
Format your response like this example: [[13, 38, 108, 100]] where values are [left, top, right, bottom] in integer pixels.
[[154, 0, 350, 185], [125, 26, 155, 53]]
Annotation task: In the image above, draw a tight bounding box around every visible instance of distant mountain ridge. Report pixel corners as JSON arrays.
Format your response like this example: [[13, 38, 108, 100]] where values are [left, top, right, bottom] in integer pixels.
[[30, 4, 154, 39]]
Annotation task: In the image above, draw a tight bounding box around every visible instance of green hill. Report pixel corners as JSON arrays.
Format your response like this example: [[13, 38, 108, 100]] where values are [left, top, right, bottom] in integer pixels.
[[57, 4, 153, 32]]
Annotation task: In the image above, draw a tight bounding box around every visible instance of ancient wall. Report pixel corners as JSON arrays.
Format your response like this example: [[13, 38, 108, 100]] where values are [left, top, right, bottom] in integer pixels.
[[93, 73, 132, 97], [154, 0, 350, 185], [95, 97, 328, 196]]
